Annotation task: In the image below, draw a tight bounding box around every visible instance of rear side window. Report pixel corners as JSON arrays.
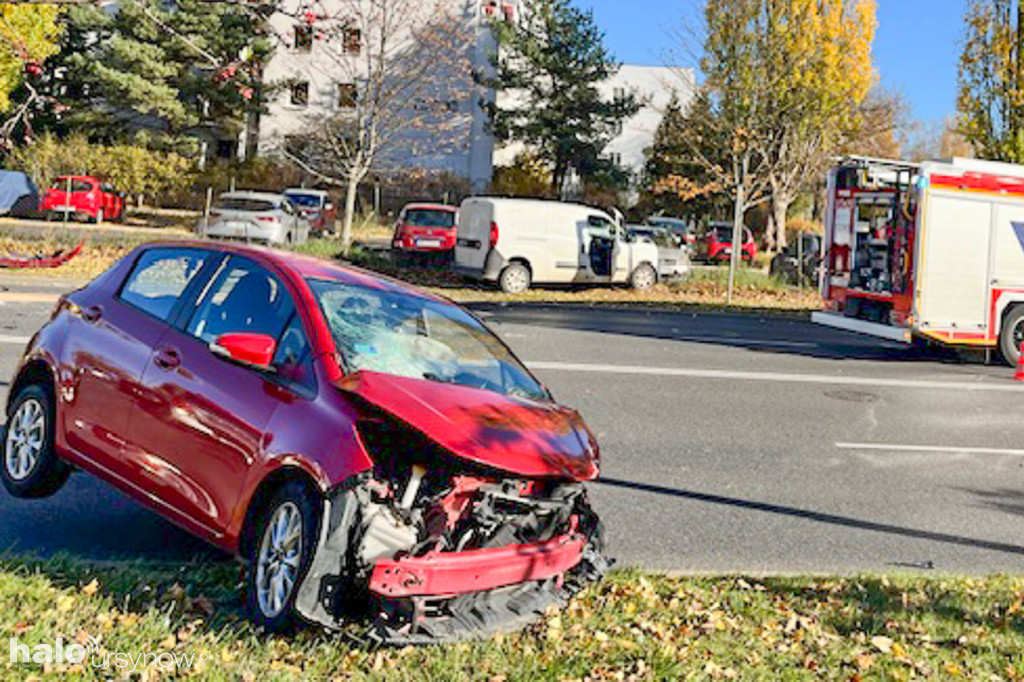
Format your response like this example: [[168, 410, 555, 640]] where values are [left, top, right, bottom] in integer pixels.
[[215, 198, 276, 212], [119, 249, 209, 322], [52, 178, 93, 192]]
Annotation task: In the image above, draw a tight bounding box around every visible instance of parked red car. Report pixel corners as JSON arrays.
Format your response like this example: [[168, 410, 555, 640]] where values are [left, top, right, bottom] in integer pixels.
[[703, 222, 758, 264], [2, 242, 604, 641], [39, 175, 125, 223], [283, 188, 335, 236], [391, 203, 458, 255]]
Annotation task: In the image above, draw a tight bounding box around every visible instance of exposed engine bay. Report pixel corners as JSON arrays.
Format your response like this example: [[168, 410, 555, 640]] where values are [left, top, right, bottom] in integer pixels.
[[294, 415, 607, 644]]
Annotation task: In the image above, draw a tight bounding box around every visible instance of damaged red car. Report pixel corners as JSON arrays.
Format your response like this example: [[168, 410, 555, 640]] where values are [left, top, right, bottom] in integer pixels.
[[1, 241, 605, 642]]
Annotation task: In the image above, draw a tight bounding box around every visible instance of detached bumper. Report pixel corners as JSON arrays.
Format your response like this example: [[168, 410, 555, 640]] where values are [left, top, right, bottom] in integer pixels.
[[369, 533, 585, 598]]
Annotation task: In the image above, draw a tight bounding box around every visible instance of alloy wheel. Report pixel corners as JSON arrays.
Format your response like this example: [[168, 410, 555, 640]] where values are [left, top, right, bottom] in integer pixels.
[[5, 398, 45, 481], [255, 501, 303, 618]]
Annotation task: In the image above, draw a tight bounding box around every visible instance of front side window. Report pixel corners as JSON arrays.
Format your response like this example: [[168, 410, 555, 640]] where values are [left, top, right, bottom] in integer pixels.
[[309, 279, 547, 400], [187, 257, 316, 389], [119, 248, 209, 322], [187, 257, 295, 344]]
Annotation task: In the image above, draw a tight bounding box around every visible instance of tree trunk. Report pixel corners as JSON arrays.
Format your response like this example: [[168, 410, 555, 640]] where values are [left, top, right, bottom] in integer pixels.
[[727, 154, 749, 305], [772, 193, 791, 250], [341, 178, 359, 249]]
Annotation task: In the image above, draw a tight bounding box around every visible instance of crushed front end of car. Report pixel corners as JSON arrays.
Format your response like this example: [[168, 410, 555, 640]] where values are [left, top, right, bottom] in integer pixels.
[[294, 375, 607, 644]]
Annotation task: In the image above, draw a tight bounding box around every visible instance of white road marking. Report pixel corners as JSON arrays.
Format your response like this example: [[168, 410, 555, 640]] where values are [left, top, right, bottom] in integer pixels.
[[526, 361, 1024, 393], [836, 442, 1024, 457], [0, 335, 29, 345]]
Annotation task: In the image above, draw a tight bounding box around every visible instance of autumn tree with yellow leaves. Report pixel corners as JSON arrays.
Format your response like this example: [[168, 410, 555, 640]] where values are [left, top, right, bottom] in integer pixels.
[[0, 4, 61, 147], [757, 0, 877, 250], [957, 0, 1024, 162], [663, 0, 877, 268]]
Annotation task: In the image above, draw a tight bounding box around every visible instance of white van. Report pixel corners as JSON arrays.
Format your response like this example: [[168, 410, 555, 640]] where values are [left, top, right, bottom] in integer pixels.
[[453, 198, 661, 293]]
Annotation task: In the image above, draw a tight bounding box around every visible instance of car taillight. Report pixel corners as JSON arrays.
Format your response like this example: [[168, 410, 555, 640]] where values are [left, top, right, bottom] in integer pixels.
[[489, 221, 499, 249], [257, 216, 279, 223]]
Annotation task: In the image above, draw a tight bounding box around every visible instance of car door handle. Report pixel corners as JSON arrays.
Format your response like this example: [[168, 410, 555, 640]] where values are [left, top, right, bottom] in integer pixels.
[[81, 305, 103, 322], [154, 348, 181, 370]]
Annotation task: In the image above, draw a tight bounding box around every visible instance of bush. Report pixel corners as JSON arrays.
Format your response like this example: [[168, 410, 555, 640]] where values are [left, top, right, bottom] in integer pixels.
[[9, 133, 194, 207]]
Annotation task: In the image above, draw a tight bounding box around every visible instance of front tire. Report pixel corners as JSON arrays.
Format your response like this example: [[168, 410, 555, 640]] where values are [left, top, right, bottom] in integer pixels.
[[245, 481, 320, 632], [1000, 305, 1024, 367], [629, 263, 657, 290], [1, 384, 69, 499], [499, 262, 531, 294]]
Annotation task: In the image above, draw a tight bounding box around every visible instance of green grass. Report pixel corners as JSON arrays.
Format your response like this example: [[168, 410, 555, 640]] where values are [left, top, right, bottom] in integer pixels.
[[0, 556, 1022, 680], [0, 228, 821, 313]]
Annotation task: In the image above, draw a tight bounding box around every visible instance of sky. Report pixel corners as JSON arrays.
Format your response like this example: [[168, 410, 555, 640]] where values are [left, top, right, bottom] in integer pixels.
[[575, 0, 965, 126]]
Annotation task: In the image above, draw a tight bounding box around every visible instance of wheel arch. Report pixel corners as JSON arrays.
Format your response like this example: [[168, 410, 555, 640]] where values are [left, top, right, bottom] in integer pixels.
[[506, 256, 532, 273], [998, 297, 1024, 333], [7, 359, 56, 414], [237, 465, 324, 560]]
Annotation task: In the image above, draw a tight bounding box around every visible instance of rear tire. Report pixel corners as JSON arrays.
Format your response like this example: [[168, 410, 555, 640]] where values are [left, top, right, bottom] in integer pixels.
[[499, 262, 531, 294], [1, 384, 69, 499], [629, 263, 657, 290], [1000, 305, 1024, 367], [245, 481, 320, 632]]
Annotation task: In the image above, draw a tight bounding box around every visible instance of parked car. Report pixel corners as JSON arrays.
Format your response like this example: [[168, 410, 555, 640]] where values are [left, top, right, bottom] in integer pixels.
[[39, 175, 125, 223], [1, 241, 605, 640], [201, 191, 307, 245], [646, 215, 696, 251], [770, 233, 822, 285], [391, 203, 459, 256], [626, 225, 691, 280], [701, 222, 758, 264], [454, 197, 660, 293], [0, 170, 39, 218], [283, 188, 335, 236]]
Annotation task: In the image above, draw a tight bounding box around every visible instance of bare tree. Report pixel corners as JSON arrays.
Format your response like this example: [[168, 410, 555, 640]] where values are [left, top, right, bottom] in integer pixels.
[[277, 0, 474, 247]]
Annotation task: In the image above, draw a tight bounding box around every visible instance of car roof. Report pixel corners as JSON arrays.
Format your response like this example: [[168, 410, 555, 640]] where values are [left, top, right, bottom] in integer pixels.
[[402, 203, 457, 212], [218, 191, 285, 202], [284, 188, 328, 196], [137, 241, 450, 304]]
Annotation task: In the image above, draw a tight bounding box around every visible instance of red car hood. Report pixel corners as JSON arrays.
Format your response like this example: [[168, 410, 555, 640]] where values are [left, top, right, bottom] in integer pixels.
[[337, 371, 599, 481]]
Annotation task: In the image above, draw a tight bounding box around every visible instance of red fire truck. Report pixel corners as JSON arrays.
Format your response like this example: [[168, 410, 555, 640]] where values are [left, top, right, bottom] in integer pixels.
[[813, 156, 1024, 365]]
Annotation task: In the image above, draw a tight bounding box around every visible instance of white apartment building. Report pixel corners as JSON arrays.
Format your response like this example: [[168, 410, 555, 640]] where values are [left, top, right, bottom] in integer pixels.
[[257, 0, 693, 194]]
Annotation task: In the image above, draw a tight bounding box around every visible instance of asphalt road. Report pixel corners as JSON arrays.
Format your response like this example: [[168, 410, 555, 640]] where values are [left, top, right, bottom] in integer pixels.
[[1, 277, 1023, 575]]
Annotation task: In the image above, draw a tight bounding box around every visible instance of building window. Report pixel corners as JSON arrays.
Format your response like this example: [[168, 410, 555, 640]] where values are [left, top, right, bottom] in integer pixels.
[[608, 152, 622, 167], [613, 87, 626, 102], [613, 120, 623, 136], [216, 139, 236, 160], [291, 81, 309, 106], [343, 28, 361, 54], [338, 83, 357, 108], [294, 25, 313, 52]]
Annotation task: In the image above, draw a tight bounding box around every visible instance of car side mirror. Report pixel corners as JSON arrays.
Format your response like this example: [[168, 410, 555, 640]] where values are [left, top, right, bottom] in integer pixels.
[[211, 333, 277, 370]]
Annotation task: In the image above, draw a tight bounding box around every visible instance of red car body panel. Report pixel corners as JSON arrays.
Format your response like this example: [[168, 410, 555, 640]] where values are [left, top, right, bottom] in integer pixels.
[[369, 532, 585, 597], [338, 370, 600, 481], [39, 175, 124, 221], [10, 241, 597, 555], [392, 204, 458, 252], [706, 227, 758, 262]]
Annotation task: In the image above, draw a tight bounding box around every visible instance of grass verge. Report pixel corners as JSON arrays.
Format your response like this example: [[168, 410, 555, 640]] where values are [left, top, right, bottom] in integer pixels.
[[1, 556, 1022, 680], [0, 231, 821, 313]]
